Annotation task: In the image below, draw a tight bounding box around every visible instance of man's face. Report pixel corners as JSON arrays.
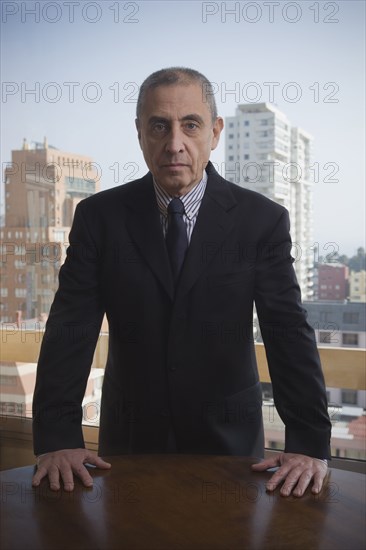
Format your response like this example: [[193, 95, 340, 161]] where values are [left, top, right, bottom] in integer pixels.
[[135, 83, 223, 196]]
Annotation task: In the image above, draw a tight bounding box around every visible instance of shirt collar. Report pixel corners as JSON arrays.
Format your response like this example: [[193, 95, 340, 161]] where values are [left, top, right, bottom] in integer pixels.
[[153, 171, 208, 220]]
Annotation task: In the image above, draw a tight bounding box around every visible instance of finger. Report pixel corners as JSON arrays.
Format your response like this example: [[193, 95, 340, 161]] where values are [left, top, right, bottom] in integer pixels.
[[251, 456, 279, 471], [311, 469, 327, 494], [48, 465, 62, 491], [32, 466, 48, 487], [72, 463, 94, 488], [288, 469, 313, 497], [265, 464, 293, 492], [59, 466, 76, 492]]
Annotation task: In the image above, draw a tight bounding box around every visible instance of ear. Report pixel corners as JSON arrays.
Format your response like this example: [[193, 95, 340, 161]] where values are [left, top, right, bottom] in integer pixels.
[[135, 118, 141, 142], [211, 117, 224, 151]]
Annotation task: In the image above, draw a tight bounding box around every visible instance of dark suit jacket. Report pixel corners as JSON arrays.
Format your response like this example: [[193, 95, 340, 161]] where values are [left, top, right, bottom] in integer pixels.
[[33, 162, 331, 459]]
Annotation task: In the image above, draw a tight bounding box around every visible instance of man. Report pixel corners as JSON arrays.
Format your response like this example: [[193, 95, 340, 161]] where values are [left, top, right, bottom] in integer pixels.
[[32, 67, 331, 497]]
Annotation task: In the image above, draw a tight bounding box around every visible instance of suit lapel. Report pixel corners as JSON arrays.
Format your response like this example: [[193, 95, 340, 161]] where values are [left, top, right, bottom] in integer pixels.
[[176, 163, 238, 300], [123, 164, 238, 302], [123, 173, 175, 300]]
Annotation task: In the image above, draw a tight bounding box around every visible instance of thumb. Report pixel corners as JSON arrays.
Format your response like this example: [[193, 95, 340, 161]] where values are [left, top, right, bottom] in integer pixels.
[[84, 452, 112, 469], [251, 456, 279, 471]]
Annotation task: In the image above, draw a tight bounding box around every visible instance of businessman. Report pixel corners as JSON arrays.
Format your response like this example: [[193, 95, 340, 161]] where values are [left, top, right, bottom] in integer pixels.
[[32, 67, 331, 497]]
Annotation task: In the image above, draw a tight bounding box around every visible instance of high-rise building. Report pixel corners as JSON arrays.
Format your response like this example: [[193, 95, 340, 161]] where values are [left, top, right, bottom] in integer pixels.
[[225, 103, 314, 299], [1, 138, 100, 322]]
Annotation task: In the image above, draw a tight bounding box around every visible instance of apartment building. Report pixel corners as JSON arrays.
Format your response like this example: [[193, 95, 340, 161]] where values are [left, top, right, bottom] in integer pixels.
[[349, 270, 366, 302], [225, 103, 314, 299], [318, 263, 349, 300], [1, 138, 100, 322]]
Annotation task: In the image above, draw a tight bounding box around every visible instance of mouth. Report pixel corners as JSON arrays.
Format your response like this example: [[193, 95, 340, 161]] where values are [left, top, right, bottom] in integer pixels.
[[161, 163, 188, 168]]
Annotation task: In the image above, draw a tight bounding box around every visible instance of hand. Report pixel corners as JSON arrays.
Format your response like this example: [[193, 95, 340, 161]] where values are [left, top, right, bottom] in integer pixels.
[[251, 452, 328, 497], [32, 448, 111, 492]]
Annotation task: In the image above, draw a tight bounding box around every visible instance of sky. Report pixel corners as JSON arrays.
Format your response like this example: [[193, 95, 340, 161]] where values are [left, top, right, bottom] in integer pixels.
[[1, 0, 365, 256]]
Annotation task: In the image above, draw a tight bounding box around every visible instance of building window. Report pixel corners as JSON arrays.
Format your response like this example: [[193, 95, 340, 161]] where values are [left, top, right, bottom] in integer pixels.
[[228, 134, 234, 139], [342, 333, 359, 346], [0, 375, 17, 386], [341, 390, 357, 405], [320, 312, 333, 322], [245, 132, 250, 137], [229, 122, 234, 128], [244, 121, 249, 126], [319, 331, 332, 343], [244, 154, 249, 160], [228, 156, 234, 161], [15, 288, 27, 298], [343, 313, 360, 324]]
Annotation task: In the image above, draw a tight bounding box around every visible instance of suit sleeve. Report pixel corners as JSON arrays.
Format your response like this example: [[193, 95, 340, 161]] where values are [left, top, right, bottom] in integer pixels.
[[32, 202, 104, 455], [254, 209, 332, 459]]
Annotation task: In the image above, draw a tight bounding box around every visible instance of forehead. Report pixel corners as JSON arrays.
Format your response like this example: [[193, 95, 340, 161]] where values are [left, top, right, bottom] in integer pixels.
[[140, 83, 212, 120]]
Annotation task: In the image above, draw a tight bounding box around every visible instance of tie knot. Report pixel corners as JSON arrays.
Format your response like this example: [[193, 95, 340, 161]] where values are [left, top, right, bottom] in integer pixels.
[[168, 197, 185, 216]]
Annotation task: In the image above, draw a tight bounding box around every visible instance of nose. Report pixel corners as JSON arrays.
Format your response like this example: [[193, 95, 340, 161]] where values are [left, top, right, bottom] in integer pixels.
[[165, 125, 185, 154]]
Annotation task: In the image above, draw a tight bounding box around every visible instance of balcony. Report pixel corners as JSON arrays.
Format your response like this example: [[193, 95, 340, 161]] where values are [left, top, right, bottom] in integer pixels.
[[1, 328, 365, 472]]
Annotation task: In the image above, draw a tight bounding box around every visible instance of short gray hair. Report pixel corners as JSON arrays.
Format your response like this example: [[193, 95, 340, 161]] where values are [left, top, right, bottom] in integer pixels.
[[136, 67, 218, 123]]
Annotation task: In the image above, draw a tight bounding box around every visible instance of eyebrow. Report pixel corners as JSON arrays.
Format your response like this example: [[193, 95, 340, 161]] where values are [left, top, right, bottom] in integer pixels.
[[148, 114, 205, 125]]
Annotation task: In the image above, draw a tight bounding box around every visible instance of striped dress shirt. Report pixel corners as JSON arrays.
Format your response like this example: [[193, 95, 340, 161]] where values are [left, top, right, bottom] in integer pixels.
[[153, 171, 208, 244]]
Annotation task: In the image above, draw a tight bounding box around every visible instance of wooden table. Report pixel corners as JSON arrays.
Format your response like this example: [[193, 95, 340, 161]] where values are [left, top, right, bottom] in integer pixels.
[[1, 455, 365, 550]]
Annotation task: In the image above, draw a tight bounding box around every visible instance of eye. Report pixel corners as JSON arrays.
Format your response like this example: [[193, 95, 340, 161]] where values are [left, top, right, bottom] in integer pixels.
[[184, 122, 199, 131], [152, 122, 167, 133]]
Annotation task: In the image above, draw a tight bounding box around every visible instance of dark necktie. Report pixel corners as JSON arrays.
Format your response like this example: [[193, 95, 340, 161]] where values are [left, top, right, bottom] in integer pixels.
[[166, 198, 188, 284]]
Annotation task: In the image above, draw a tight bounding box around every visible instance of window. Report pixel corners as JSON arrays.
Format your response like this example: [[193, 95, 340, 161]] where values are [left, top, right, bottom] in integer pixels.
[[0, 375, 17, 386], [228, 156, 234, 161], [343, 312, 360, 324], [341, 390, 357, 405], [228, 134, 234, 139], [244, 154, 249, 160], [244, 121, 249, 126], [320, 311, 333, 322], [15, 289, 27, 298], [319, 331, 332, 343], [342, 333, 359, 346]]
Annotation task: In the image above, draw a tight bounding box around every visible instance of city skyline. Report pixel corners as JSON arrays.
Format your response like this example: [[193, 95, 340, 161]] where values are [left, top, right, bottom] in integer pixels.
[[1, 0, 365, 256]]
